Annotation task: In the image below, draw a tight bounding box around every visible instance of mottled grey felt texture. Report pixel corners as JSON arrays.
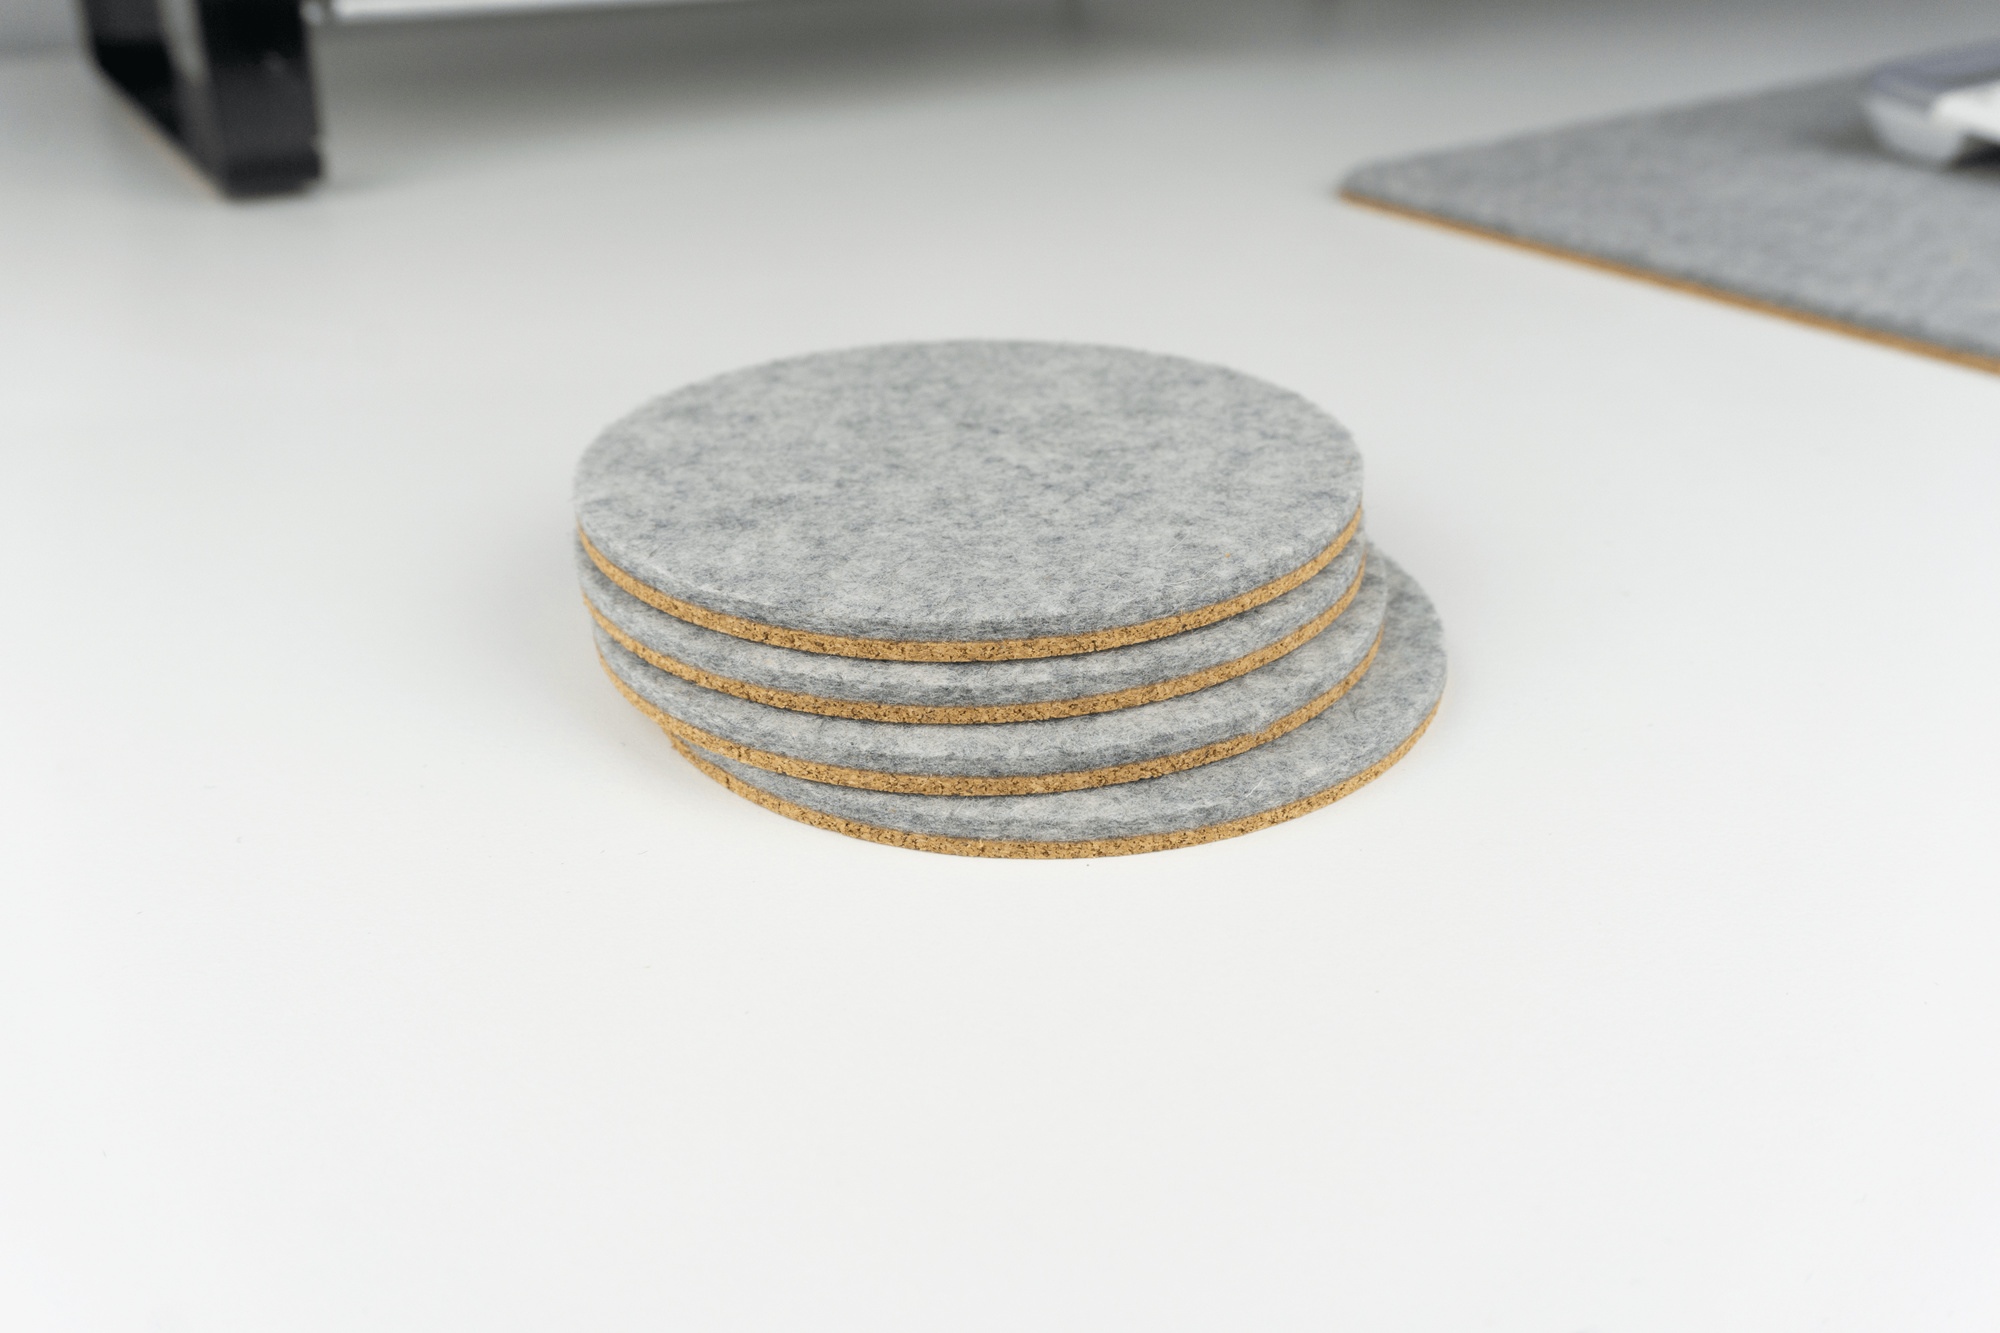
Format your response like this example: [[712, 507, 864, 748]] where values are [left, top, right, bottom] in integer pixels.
[[1343, 78, 2000, 364], [682, 555, 1443, 842], [579, 532, 1367, 712], [600, 558, 1389, 781], [575, 342, 1365, 643]]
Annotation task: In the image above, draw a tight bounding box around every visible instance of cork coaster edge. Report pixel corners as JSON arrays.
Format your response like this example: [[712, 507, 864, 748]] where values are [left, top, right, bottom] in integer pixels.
[[666, 695, 1440, 858], [584, 549, 1368, 724], [579, 506, 1363, 663], [600, 626, 1382, 797]]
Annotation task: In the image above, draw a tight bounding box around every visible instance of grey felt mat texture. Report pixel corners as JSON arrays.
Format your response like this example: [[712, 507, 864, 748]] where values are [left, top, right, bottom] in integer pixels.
[[575, 342, 1365, 643], [599, 555, 1389, 782], [578, 531, 1368, 715], [680, 554, 1443, 844], [1343, 77, 2000, 367]]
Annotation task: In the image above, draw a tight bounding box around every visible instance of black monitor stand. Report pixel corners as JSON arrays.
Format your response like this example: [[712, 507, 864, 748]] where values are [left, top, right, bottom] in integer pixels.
[[79, 0, 322, 196]]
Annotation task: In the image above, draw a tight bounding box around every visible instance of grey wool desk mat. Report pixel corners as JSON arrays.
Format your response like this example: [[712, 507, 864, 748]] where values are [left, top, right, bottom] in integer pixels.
[[671, 555, 1444, 858], [578, 531, 1368, 724], [598, 556, 1390, 797], [574, 341, 1365, 660], [1342, 77, 2000, 374]]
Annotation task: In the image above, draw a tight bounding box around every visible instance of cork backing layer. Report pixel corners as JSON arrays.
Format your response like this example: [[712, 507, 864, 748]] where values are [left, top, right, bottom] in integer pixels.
[[603, 627, 1379, 796], [580, 508, 1360, 663], [593, 558, 1391, 790], [579, 537, 1368, 724], [646, 554, 1446, 855], [669, 703, 1436, 859]]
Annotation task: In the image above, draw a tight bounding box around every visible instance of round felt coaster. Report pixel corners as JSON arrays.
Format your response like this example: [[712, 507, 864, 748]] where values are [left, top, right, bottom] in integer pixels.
[[664, 554, 1444, 856], [578, 530, 1368, 724], [598, 554, 1389, 796], [575, 342, 1364, 661]]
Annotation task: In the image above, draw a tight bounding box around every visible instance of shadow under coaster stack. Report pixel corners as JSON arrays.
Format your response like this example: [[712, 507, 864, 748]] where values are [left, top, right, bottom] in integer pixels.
[[573, 341, 1445, 858]]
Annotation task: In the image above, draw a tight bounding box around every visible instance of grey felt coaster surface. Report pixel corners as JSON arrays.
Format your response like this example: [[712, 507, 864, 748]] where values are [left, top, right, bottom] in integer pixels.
[[1342, 78, 2000, 371], [673, 554, 1444, 853], [598, 556, 1390, 793], [575, 342, 1365, 650], [579, 531, 1368, 722]]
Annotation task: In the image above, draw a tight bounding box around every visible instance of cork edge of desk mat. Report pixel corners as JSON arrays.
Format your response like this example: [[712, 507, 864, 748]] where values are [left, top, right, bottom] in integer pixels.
[[667, 695, 1439, 859], [1340, 189, 2000, 379], [578, 505, 1363, 663], [584, 550, 1368, 724], [602, 625, 1381, 796]]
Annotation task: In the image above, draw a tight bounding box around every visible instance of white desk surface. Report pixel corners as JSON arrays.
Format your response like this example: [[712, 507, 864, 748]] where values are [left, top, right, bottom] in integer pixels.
[[5, 3, 2000, 1327]]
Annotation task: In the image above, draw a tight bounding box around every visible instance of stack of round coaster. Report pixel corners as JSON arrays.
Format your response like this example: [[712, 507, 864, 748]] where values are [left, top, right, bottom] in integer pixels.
[[574, 341, 1444, 858]]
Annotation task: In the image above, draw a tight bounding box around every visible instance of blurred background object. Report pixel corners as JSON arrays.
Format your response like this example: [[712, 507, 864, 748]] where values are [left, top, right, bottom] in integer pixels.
[[1864, 37, 2000, 164], [33, 0, 1089, 195], [24, 0, 1150, 197], [10, 0, 2000, 196], [1342, 34, 2000, 375], [1, 0, 76, 48], [73, 0, 320, 194]]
